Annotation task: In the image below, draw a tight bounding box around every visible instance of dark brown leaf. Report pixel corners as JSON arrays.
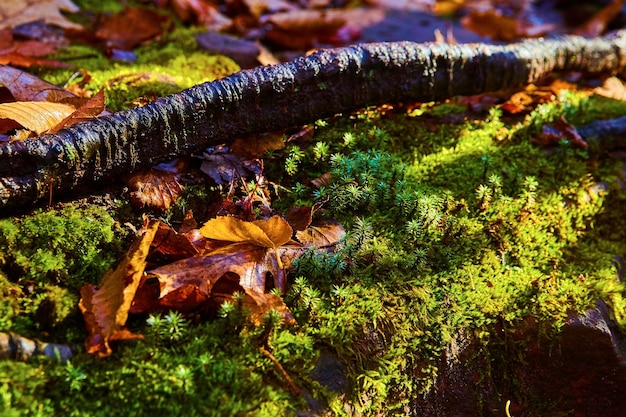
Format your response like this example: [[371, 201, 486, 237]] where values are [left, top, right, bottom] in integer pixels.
[[533, 116, 588, 150], [94, 7, 170, 51], [200, 147, 261, 185], [0, 65, 76, 102], [126, 159, 187, 211], [285, 205, 313, 232]]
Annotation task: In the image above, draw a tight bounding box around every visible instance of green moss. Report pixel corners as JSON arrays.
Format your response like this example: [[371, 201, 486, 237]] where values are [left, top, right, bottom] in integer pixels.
[[0, 205, 120, 289], [39, 27, 239, 111], [266, 94, 626, 414]]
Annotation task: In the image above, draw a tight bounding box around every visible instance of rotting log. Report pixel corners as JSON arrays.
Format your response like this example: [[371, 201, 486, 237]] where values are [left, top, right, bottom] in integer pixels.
[[2, 32, 626, 213]]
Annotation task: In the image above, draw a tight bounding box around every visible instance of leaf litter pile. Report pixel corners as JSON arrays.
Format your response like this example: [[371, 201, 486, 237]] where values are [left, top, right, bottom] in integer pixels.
[[80, 210, 344, 357]]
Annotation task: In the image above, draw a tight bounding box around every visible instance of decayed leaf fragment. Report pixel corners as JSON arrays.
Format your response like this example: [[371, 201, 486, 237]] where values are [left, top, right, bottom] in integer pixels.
[[79, 219, 159, 357], [125, 159, 187, 211], [533, 116, 588, 150]]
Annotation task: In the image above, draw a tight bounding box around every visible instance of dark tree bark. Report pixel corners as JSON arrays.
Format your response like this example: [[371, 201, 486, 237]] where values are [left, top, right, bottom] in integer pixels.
[[2, 31, 626, 213]]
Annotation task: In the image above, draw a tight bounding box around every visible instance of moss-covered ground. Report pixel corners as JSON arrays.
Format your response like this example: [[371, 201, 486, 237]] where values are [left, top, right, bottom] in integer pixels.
[[2, 2, 626, 416]]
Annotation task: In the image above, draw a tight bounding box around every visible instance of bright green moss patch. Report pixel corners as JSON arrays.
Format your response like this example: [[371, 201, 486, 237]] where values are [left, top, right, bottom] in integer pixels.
[[40, 26, 239, 111], [0, 204, 123, 342], [0, 205, 119, 288]]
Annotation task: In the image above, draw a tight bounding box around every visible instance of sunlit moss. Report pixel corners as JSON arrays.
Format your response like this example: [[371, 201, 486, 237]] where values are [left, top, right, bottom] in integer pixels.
[[3, 30, 626, 417]]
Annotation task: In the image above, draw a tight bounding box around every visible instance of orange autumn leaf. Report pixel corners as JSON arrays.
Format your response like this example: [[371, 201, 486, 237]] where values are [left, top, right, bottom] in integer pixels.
[[48, 88, 106, 133], [199, 215, 293, 249], [79, 219, 159, 357]]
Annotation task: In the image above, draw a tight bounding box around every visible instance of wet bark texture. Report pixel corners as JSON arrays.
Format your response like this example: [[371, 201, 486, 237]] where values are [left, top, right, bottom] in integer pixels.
[[2, 31, 626, 213]]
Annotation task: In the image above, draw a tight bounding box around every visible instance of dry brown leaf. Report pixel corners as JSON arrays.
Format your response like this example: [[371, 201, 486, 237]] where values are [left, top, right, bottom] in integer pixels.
[[148, 242, 280, 297], [285, 205, 313, 232], [200, 147, 262, 185], [243, 0, 296, 18], [157, 0, 231, 30], [231, 132, 285, 158], [461, 9, 554, 41], [363, 0, 434, 11], [243, 290, 295, 326], [594, 77, 626, 102], [79, 219, 159, 357], [0, 0, 82, 30], [150, 220, 200, 261], [125, 159, 187, 211], [94, 7, 170, 51], [0, 65, 76, 102], [532, 116, 588, 150], [296, 219, 345, 247], [0, 101, 75, 135], [48, 88, 106, 133], [0, 28, 69, 68], [263, 9, 354, 49]]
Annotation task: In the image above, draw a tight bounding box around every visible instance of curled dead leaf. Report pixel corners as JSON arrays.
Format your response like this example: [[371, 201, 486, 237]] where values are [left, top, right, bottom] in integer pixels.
[[79, 219, 159, 357], [48, 88, 106, 133], [0, 65, 76, 102]]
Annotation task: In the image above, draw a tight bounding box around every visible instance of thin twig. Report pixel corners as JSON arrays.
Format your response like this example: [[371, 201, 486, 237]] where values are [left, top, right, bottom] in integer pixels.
[[259, 345, 301, 396]]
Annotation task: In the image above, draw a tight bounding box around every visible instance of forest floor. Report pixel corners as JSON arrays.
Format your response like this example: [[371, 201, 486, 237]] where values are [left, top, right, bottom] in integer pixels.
[[2, 1, 626, 416]]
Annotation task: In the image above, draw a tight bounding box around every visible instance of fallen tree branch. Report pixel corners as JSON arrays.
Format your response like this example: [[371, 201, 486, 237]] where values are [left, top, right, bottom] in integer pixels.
[[2, 32, 626, 213]]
